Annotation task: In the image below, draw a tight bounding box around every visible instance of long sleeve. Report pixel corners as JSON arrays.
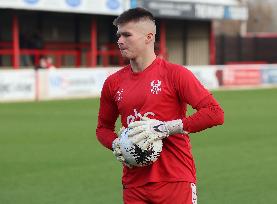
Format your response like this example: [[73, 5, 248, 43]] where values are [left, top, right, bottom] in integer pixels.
[[171, 65, 224, 133], [96, 79, 119, 150], [182, 94, 224, 133]]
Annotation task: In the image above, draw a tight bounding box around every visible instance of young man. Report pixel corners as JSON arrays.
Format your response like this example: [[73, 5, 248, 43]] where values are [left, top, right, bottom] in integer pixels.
[[96, 7, 224, 204]]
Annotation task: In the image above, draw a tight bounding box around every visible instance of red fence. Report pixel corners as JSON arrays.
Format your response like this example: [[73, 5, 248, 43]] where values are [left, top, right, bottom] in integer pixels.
[[0, 42, 126, 68]]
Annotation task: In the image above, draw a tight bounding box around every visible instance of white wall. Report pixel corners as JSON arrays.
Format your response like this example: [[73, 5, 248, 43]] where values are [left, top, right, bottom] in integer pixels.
[[2, 64, 277, 102]]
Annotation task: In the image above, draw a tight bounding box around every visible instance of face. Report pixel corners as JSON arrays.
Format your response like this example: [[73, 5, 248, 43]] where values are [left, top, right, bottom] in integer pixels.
[[116, 21, 152, 59]]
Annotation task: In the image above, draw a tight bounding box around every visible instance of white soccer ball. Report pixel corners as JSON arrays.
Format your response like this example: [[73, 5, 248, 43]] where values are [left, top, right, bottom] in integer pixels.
[[119, 128, 163, 167]]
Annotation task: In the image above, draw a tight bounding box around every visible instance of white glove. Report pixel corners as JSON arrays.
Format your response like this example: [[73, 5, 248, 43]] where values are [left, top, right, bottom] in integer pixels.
[[112, 128, 132, 168], [128, 117, 184, 149]]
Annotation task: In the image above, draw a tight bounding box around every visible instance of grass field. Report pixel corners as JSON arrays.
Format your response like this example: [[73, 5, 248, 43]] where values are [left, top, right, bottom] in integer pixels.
[[0, 88, 277, 204]]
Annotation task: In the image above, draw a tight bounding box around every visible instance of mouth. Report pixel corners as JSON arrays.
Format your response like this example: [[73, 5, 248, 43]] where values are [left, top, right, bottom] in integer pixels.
[[119, 48, 126, 51], [120, 49, 128, 55], [119, 46, 127, 51]]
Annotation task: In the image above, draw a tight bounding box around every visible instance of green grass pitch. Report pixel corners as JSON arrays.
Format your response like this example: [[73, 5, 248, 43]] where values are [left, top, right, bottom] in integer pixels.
[[0, 88, 277, 204]]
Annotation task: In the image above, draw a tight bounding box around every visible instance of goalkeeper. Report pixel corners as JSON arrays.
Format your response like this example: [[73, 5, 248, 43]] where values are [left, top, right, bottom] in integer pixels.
[[96, 7, 224, 204]]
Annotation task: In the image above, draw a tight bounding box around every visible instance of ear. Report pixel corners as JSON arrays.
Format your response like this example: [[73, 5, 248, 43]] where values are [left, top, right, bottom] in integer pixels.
[[145, 33, 154, 44]]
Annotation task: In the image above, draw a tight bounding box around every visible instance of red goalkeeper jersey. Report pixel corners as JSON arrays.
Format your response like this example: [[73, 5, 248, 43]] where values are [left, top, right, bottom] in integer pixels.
[[96, 58, 224, 188]]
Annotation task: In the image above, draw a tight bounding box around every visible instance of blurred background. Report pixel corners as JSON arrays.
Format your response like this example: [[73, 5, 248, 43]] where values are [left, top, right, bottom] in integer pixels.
[[0, 0, 277, 204]]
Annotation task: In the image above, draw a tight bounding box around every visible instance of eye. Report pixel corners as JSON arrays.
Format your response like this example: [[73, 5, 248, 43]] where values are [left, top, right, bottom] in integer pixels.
[[122, 33, 131, 37], [116, 33, 121, 39]]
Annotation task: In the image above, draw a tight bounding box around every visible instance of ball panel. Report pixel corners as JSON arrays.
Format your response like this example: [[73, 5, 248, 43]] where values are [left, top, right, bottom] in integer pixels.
[[119, 128, 163, 167]]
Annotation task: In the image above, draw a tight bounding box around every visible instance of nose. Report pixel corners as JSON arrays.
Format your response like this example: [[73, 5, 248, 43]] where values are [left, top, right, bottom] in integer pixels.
[[117, 35, 124, 45]]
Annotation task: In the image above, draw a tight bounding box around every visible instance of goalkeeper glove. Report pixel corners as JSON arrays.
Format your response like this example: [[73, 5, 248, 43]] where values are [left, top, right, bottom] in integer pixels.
[[112, 128, 132, 168], [128, 117, 184, 149]]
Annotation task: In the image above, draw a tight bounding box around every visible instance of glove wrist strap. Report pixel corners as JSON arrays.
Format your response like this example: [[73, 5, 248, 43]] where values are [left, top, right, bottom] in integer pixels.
[[165, 119, 185, 135]]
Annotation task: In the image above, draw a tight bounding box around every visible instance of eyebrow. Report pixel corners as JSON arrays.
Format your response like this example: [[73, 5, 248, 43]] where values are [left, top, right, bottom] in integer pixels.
[[116, 31, 132, 37]]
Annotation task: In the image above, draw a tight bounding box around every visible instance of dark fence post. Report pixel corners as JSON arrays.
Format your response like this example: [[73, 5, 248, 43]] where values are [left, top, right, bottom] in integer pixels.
[[220, 35, 225, 65], [253, 36, 257, 61], [237, 34, 242, 62]]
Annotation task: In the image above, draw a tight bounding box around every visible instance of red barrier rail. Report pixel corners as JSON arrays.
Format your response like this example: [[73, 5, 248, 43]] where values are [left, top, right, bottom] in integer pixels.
[[0, 41, 158, 68], [21, 49, 80, 67], [0, 48, 126, 68], [0, 41, 126, 68], [0, 49, 79, 68]]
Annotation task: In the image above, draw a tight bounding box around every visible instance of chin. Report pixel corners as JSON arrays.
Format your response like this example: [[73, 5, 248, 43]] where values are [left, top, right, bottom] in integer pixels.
[[121, 54, 134, 60], [121, 50, 135, 59]]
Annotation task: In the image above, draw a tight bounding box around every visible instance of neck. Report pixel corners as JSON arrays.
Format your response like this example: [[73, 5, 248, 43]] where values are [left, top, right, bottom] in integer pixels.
[[130, 51, 156, 73]]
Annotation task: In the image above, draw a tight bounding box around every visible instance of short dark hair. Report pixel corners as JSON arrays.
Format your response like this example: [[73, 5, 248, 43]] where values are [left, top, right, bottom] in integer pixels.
[[113, 7, 155, 26]]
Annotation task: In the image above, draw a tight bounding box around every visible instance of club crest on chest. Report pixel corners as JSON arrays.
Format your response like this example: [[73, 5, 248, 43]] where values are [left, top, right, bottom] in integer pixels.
[[150, 80, 162, 94]]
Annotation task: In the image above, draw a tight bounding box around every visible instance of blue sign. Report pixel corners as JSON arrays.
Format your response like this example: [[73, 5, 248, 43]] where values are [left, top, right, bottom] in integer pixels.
[[66, 0, 81, 7], [106, 0, 120, 10], [24, 0, 39, 4], [50, 76, 63, 88], [130, 0, 137, 8], [224, 7, 231, 19], [262, 67, 277, 84]]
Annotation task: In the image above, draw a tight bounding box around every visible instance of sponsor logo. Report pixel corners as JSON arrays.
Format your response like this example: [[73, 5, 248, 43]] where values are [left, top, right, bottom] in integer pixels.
[[49, 75, 95, 89], [127, 109, 155, 125], [49, 76, 67, 88], [24, 0, 39, 4], [106, 0, 120, 10], [0, 83, 32, 94], [66, 0, 81, 7], [150, 80, 162, 94]]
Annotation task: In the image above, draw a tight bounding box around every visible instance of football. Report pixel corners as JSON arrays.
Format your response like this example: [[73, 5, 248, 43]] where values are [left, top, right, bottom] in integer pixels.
[[119, 128, 163, 167]]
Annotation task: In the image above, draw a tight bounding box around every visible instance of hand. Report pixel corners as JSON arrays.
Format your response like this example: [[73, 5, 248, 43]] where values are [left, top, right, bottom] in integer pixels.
[[128, 118, 169, 147], [128, 117, 184, 149], [112, 128, 133, 168]]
